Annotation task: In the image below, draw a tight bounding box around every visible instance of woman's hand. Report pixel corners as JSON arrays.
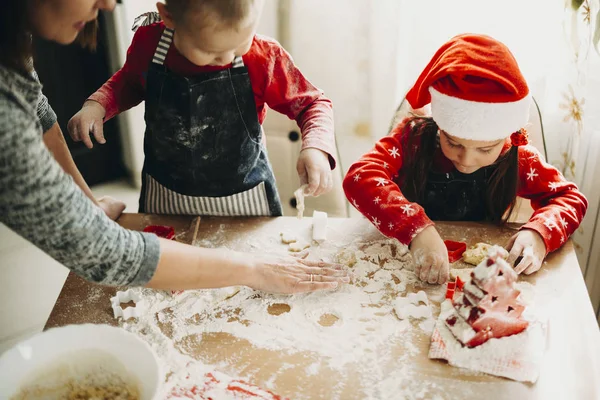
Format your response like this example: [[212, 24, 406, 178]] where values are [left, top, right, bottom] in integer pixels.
[[506, 229, 547, 275], [409, 226, 449, 284], [246, 252, 350, 294]]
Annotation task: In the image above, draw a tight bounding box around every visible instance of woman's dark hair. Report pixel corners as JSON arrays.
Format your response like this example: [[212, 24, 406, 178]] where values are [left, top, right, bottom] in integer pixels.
[[0, 1, 30, 71], [399, 116, 519, 224], [0, 1, 98, 72], [77, 20, 99, 52]]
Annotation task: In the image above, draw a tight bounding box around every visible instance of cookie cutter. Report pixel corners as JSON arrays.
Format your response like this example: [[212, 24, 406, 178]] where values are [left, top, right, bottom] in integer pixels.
[[445, 276, 465, 300], [444, 240, 467, 263], [312, 210, 327, 242], [143, 225, 175, 239], [110, 289, 146, 319]]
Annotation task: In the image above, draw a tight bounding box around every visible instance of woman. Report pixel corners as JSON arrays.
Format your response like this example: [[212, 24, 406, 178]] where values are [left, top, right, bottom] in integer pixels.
[[0, 0, 349, 293]]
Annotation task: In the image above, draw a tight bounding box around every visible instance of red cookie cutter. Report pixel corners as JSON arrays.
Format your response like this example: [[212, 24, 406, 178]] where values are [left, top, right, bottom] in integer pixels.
[[444, 240, 467, 263], [143, 225, 175, 240], [445, 276, 465, 300]]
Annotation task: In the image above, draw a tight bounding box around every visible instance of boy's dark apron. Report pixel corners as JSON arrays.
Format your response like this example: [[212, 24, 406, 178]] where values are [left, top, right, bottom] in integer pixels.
[[421, 165, 496, 221], [139, 27, 282, 216]]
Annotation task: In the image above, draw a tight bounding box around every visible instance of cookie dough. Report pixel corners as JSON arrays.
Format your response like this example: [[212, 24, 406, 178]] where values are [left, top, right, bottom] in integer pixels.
[[289, 239, 310, 252], [462, 243, 492, 265], [294, 185, 308, 219], [462, 243, 509, 266], [280, 232, 297, 244]]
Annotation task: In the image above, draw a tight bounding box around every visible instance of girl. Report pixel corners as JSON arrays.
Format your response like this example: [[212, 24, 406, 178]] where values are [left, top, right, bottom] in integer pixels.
[[0, 0, 349, 294], [343, 34, 588, 285], [68, 0, 336, 216]]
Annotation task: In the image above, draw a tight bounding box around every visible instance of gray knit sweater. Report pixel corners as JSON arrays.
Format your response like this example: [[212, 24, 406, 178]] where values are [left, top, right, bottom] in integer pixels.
[[0, 63, 160, 286]]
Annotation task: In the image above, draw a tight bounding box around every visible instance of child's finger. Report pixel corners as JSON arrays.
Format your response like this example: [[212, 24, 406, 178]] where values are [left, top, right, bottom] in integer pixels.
[[507, 239, 524, 266], [419, 257, 432, 282], [427, 261, 440, 284], [69, 124, 80, 142], [67, 119, 79, 141], [91, 120, 106, 145], [78, 121, 94, 149], [523, 259, 542, 275], [306, 167, 320, 195], [296, 161, 308, 185], [438, 261, 450, 284], [314, 170, 328, 197], [514, 254, 532, 274]]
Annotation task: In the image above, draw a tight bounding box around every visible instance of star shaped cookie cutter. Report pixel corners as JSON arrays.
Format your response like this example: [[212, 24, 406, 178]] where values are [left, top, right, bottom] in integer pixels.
[[110, 289, 146, 319]]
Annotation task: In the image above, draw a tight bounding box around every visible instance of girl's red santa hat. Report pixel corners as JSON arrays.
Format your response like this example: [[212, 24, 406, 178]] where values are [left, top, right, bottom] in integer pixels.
[[406, 33, 530, 142]]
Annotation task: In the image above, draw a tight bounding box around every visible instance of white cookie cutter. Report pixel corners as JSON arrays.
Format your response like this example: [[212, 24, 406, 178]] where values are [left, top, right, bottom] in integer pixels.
[[110, 289, 146, 319], [312, 210, 327, 242]]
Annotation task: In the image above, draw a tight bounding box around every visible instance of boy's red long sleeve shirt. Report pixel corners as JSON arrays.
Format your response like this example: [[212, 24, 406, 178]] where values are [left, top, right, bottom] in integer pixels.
[[343, 120, 588, 253], [88, 22, 337, 168]]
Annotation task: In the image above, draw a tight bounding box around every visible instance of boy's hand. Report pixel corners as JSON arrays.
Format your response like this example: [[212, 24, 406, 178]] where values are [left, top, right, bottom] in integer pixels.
[[296, 148, 332, 197], [98, 196, 126, 221], [409, 226, 450, 285], [67, 101, 107, 149], [506, 229, 547, 275]]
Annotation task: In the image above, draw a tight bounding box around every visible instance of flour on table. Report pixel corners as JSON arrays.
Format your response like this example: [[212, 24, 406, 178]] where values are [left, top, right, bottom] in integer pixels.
[[394, 291, 433, 322], [117, 238, 454, 399]]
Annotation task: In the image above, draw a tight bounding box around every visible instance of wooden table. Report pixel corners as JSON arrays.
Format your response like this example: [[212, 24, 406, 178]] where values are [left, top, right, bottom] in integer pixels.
[[45, 214, 600, 399]]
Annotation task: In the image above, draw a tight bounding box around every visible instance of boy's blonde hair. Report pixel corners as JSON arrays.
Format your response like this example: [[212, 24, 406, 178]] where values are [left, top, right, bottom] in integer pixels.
[[165, 0, 257, 28]]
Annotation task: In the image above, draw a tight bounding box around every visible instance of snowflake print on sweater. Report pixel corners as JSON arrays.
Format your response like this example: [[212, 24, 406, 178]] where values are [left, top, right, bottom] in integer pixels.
[[343, 119, 588, 252]]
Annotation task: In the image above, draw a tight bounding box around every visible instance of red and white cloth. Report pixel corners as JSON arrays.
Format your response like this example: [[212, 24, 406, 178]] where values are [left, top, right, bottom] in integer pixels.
[[87, 22, 337, 168]]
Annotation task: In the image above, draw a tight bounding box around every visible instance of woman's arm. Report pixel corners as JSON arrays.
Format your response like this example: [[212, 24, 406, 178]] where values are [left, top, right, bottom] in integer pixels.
[[147, 238, 348, 293], [43, 122, 100, 206], [1, 98, 348, 293], [42, 122, 126, 220]]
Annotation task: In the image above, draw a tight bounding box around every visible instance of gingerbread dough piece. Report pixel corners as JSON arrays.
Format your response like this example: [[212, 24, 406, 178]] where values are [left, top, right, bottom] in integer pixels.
[[294, 185, 308, 219], [280, 232, 298, 244], [462, 243, 492, 265], [289, 239, 310, 252]]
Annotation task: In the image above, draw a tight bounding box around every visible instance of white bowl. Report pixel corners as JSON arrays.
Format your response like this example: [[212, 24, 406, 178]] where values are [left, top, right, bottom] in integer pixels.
[[0, 324, 161, 399]]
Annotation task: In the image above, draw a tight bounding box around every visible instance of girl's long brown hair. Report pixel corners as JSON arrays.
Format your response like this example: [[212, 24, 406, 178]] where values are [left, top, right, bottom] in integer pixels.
[[399, 116, 519, 224]]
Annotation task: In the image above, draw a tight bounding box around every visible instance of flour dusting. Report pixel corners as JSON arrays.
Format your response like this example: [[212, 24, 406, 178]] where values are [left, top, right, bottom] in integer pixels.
[[118, 237, 459, 399]]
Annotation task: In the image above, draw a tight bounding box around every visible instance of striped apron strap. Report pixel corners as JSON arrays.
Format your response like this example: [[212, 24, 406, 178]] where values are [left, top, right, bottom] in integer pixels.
[[152, 28, 174, 65], [132, 11, 162, 32], [232, 56, 245, 68]]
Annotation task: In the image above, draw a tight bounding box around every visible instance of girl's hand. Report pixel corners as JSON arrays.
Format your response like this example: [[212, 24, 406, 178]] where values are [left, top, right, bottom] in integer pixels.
[[506, 229, 547, 275], [409, 226, 450, 284], [246, 252, 350, 294], [67, 101, 106, 149], [296, 148, 333, 197]]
